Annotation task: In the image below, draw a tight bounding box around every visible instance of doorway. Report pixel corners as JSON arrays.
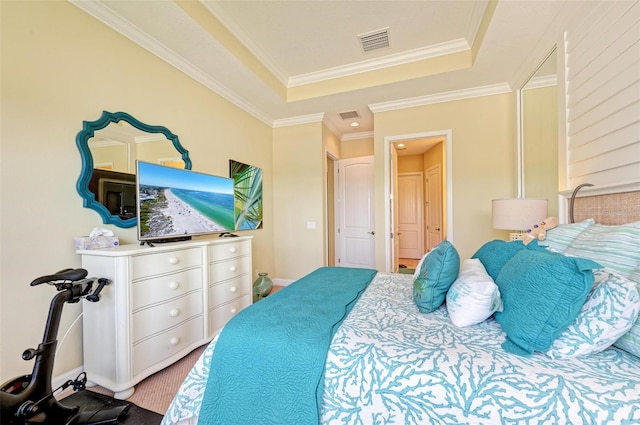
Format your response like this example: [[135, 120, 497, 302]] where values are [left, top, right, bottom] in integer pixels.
[[384, 130, 453, 272], [397, 172, 424, 259]]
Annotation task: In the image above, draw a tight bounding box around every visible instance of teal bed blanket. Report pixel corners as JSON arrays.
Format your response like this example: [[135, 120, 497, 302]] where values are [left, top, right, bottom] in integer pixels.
[[198, 266, 378, 425]]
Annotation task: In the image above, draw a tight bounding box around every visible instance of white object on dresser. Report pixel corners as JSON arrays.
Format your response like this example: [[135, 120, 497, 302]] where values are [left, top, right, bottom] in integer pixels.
[[77, 236, 252, 399]]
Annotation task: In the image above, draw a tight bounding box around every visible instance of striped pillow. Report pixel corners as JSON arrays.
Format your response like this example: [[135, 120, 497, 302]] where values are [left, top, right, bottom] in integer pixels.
[[614, 265, 640, 358], [564, 221, 640, 278], [540, 218, 594, 253]]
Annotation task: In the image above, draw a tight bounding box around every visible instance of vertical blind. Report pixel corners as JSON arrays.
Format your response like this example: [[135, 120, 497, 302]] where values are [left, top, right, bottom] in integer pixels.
[[565, 0, 640, 189]]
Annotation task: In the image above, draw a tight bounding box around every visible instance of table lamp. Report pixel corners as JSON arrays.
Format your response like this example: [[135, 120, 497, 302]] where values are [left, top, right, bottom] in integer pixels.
[[492, 198, 548, 241]]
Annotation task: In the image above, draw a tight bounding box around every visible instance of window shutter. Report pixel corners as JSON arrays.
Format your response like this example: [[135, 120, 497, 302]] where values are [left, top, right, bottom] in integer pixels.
[[565, 1, 640, 189]]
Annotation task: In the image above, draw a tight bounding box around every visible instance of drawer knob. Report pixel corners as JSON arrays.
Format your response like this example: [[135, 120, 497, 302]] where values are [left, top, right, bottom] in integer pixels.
[[170, 308, 180, 317], [230, 286, 237, 293], [229, 265, 237, 272], [230, 308, 237, 314], [169, 282, 180, 290], [170, 337, 180, 346], [169, 257, 180, 265], [229, 247, 237, 253]]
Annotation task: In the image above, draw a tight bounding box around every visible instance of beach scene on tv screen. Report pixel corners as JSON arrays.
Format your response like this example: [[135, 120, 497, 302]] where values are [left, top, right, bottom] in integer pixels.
[[138, 163, 235, 239]]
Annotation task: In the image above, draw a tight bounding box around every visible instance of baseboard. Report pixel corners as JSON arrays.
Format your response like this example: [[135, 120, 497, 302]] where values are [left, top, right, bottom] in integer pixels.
[[273, 278, 294, 287]]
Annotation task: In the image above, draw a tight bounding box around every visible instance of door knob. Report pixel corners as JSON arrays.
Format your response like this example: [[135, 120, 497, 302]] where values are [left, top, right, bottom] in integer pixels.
[[367, 231, 375, 235]]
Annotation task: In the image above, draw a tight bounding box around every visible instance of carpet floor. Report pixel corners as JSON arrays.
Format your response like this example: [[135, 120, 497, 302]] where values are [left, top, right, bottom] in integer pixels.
[[61, 390, 163, 424]]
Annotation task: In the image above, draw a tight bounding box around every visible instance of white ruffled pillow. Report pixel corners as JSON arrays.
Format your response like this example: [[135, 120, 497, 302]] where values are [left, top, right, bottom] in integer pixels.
[[446, 259, 503, 327], [546, 269, 640, 358]]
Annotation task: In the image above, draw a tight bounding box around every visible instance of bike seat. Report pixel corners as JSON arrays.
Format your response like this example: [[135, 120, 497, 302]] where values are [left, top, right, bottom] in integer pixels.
[[30, 268, 89, 286]]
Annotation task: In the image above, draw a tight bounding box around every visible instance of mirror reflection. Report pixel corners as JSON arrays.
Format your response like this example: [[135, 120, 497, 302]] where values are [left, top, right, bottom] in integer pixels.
[[521, 48, 559, 216], [76, 111, 191, 228]]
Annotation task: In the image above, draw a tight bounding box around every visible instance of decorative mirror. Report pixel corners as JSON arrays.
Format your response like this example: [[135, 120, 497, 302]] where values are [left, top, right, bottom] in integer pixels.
[[76, 111, 191, 228], [518, 47, 559, 215]]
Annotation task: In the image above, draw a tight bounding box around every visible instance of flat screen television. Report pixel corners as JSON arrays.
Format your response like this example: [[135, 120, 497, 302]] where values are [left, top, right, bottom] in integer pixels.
[[136, 161, 235, 242]]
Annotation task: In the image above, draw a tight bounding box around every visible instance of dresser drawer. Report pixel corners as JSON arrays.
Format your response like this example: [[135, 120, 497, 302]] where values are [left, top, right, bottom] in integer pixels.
[[131, 267, 202, 311], [209, 257, 250, 282], [132, 248, 202, 280], [209, 276, 249, 308], [208, 241, 250, 262], [208, 295, 251, 333], [132, 291, 204, 343], [133, 316, 203, 376]]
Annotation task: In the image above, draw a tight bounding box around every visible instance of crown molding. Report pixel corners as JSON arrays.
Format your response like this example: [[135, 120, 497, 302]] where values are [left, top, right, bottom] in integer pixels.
[[466, 0, 491, 45], [202, 1, 289, 86], [369, 82, 512, 113], [322, 119, 341, 139], [342, 131, 374, 141], [69, 0, 274, 128], [523, 75, 558, 90], [288, 39, 470, 88], [273, 113, 325, 128]]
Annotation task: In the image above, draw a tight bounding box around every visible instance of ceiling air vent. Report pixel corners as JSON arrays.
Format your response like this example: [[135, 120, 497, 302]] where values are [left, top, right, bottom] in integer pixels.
[[339, 111, 360, 120], [358, 28, 390, 53]]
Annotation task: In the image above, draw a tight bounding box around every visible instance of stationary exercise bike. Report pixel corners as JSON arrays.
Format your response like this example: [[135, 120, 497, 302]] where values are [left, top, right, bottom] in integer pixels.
[[0, 268, 130, 424]]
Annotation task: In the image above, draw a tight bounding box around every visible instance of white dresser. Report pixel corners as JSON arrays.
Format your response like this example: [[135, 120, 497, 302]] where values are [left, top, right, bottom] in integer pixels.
[[77, 236, 252, 399]]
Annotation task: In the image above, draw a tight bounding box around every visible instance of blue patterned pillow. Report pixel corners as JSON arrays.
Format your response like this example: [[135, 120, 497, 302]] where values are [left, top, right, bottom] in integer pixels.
[[539, 218, 594, 253], [546, 269, 640, 358], [413, 240, 460, 313], [471, 240, 526, 281], [564, 221, 640, 278], [446, 259, 503, 327], [495, 249, 601, 356], [614, 265, 640, 358]]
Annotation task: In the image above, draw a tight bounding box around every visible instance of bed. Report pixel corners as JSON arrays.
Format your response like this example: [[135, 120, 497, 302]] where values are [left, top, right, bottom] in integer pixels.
[[162, 192, 640, 425]]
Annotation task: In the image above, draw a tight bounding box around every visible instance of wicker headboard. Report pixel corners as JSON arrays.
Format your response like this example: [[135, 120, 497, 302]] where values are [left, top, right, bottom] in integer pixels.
[[571, 190, 640, 225]]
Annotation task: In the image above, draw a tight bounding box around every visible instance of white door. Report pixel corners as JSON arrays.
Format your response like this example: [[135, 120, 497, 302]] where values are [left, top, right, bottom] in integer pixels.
[[398, 173, 424, 259], [336, 156, 375, 269], [427, 165, 443, 250]]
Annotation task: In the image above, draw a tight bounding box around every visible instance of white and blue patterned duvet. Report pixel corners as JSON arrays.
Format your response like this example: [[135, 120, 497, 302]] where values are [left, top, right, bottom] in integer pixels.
[[163, 273, 640, 425]]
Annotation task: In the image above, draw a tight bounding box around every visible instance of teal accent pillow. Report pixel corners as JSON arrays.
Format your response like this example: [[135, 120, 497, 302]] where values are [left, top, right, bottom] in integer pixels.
[[471, 240, 527, 281], [494, 249, 601, 356], [413, 240, 460, 313]]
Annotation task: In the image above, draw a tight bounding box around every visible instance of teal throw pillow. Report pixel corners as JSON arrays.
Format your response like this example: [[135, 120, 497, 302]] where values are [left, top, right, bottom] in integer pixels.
[[471, 240, 527, 281], [413, 240, 460, 313], [494, 249, 601, 356]]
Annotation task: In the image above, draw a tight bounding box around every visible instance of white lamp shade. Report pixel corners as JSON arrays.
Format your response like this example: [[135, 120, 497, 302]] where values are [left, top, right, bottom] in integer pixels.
[[492, 198, 548, 231]]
